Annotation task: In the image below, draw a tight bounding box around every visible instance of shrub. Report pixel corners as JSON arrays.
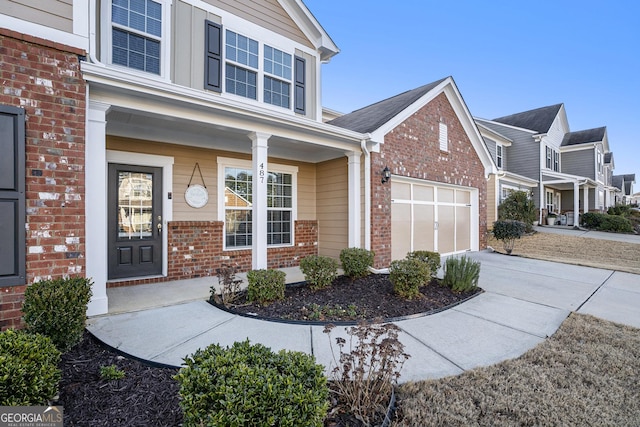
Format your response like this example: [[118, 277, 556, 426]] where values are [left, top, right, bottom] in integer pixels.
[[0, 329, 61, 405], [175, 340, 329, 427], [492, 220, 526, 254], [339, 248, 374, 279], [22, 276, 93, 352], [607, 204, 632, 216], [211, 263, 243, 307], [443, 256, 481, 292], [247, 269, 286, 304], [406, 250, 441, 278], [300, 255, 339, 290], [100, 365, 126, 381], [324, 322, 410, 426], [498, 191, 536, 232], [599, 215, 633, 233], [581, 212, 604, 229], [389, 259, 430, 299]]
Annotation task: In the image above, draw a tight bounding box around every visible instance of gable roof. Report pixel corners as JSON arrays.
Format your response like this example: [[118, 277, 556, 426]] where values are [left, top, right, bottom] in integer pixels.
[[492, 104, 563, 133], [327, 78, 448, 133], [561, 127, 607, 146], [604, 152, 613, 164], [280, 0, 339, 62], [612, 175, 623, 190]]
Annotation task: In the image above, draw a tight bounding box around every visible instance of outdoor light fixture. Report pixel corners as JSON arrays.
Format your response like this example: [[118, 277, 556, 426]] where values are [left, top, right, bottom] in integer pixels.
[[381, 166, 391, 184]]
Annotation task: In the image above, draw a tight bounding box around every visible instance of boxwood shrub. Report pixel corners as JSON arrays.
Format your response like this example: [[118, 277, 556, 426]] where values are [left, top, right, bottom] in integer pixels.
[[0, 329, 61, 406], [582, 212, 633, 233], [300, 255, 339, 290], [406, 250, 441, 278], [389, 258, 430, 299], [247, 269, 286, 304], [339, 247, 374, 279], [175, 340, 329, 426], [22, 276, 93, 352]]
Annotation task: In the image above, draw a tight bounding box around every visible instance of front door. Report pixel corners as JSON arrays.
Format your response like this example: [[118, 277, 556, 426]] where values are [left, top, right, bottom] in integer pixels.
[[108, 164, 163, 279]]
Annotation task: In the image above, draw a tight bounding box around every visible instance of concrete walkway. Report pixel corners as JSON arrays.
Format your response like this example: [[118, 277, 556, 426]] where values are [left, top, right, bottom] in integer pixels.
[[533, 225, 640, 244], [87, 252, 640, 383]]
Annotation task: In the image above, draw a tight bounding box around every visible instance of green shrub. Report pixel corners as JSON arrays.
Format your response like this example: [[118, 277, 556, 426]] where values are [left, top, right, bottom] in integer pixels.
[[443, 256, 481, 292], [0, 329, 61, 405], [100, 365, 126, 381], [339, 247, 374, 279], [498, 191, 536, 232], [247, 269, 286, 304], [406, 250, 441, 278], [492, 220, 526, 254], [389, 259, 430, 299], [175, 340, 329, 427], [599, 215, 633, 233], [581, 212, 604, 229], [607, 204, 632, 216], [300, 255, 339, 290], [22, 276, 93, 352]]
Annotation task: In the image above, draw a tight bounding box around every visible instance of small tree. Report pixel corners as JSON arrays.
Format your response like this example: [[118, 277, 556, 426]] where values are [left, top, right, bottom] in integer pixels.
[[498, 191, 536, 232], [492, 220, 526, 255]]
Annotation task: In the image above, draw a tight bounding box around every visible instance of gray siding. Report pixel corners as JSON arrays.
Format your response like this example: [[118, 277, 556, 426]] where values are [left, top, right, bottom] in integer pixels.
[[1, 0, 73, 32], [481, 122, 539, 180], [562, 149, 594, 179]]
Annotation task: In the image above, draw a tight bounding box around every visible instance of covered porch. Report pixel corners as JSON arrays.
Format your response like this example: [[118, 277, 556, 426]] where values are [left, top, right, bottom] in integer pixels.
[[539, 171, 596, 227]]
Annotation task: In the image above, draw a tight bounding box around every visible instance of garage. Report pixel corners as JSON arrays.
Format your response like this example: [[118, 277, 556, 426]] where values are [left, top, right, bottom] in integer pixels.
[[391, 178, 478, 260]]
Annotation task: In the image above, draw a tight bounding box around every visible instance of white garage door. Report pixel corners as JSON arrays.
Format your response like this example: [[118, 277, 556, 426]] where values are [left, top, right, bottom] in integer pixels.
[[391, 179, 477, 261]]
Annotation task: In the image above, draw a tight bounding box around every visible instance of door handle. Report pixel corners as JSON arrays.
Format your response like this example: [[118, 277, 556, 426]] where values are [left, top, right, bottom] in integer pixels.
[[157, 216, 162, 235]]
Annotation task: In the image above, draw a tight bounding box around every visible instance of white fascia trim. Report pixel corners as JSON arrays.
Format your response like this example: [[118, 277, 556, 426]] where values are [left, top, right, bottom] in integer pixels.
[[474, 117, 538, 135], [500, 172, 539, 187], [1, 14, 89, 51], [560, 143, 597, 153]]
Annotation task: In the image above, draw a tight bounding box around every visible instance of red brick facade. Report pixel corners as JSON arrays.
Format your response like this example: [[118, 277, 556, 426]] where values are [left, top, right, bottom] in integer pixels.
[[107, 220, 318, 288], [370, 92, 488, 268], [0, 30, 86, 330]]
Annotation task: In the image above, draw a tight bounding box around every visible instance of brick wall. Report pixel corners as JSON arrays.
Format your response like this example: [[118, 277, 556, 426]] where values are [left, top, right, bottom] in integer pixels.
[[0, 30, 87, 330], [107, 220, 318, 288], [370, 92, 488, 268]]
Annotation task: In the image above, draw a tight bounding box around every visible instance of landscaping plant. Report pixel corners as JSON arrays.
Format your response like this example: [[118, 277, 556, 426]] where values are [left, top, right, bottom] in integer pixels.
[[497, 190, 536, 232], [247, 269, 286, 304], [22, 276, 93, 352], [175, 340, 329, 427], [389, 258, 430, 299], [324, 321, 410, 426], [0, 329, 61, 405], [492, 219, 526, 254], [443, 256, 481, 292], [300, 255, 339, 290], [339, 247, 374, 279], [211, 263, 243, 307], [582, 212, 633, 233], [406, 250, 441, 278], [99, 365, 126, 381]]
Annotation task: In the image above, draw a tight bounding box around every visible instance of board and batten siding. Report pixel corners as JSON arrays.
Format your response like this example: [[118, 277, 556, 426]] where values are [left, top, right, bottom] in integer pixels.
[[562, 149, 595, 180], [106, 137, 316, 222], [316, 157, 348, 259], [1, 0, 73, 32]]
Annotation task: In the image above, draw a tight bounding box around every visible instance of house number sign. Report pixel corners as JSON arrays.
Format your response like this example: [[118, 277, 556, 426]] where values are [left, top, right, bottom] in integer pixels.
[[185, 163, 209, 208]]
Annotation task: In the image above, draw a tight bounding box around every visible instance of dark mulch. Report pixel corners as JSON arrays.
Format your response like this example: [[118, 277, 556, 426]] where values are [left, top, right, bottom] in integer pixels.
[[58, 275, 481, 426], [221, 274, 481, 322]]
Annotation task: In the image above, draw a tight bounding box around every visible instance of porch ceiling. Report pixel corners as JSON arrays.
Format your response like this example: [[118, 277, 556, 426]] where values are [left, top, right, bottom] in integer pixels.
[[106, 108, 349, 163]]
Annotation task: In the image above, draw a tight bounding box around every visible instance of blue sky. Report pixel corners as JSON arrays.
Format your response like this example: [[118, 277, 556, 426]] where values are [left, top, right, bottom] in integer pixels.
[[304, 0, 639, 190]]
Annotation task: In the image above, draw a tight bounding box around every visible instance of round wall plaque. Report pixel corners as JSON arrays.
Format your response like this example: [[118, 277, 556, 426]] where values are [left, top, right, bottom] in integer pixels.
[[185, 184, 209, 208]]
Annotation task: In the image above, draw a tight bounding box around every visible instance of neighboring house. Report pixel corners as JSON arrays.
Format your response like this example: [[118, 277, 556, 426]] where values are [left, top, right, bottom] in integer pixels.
[[613, 174, 636, 204], [0, 1, 493, 326], [476, 104, 615, 226]]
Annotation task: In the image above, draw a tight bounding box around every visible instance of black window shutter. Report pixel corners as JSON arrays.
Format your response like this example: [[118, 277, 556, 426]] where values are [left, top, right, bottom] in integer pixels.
[[0, 105, 26, 286], [205, 20, 222, 92], [294, 56, 306, 114]]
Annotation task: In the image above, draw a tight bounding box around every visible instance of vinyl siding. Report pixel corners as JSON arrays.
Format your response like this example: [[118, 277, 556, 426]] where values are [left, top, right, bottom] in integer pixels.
[[1, 0, 73, 32], [480, 122, 539, 181], [562, 149, 595, 179], [316, 157, 348, 259], [487, 174, 497, 225]]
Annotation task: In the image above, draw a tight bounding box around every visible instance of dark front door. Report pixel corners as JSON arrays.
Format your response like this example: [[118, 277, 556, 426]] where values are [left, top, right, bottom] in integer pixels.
[[108, 164, 163, 280]]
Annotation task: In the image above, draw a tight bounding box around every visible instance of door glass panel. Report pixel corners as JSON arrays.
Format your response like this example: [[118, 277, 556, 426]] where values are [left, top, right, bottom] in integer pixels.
[[438, 205, 455, 253], [438, 188, 454, 203], [391, 202, 411, 261], [456, 206, 471, 251], [414, 204, 435, 252], [414, 185, 434, 202], [391, 181, 411, 200], [117, 171, 153, 239], [456, 190, 471, 204]]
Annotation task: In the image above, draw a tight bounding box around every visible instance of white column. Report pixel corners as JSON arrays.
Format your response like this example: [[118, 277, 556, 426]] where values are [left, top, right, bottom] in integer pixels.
[[583, 186, 589, 213], [539, 183, 545, 224], [345, 151, 361, 248], [573, 181, 580, 229], [85, 100, 110, 316], [250, 132, 270, 270]]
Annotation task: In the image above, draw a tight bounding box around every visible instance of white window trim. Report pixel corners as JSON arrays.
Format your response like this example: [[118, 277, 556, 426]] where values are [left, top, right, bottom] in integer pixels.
[[496, 144, 503, 169], [101, 0, 173, 81], [217, 157, 298, 251], [500, 184, 520, 202]]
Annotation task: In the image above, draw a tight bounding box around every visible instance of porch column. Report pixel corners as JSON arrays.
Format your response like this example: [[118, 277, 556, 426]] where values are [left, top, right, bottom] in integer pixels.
[[345, 151, 361, 248], [86, 100, 110, 316], [573, 181, 580, 229], [250, 132, 270, 270], [583, 186, 589, 213], [539, 183, 545, 224]]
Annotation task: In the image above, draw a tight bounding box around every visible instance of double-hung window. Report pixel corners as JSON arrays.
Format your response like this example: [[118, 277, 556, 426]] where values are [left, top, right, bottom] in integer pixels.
[[546, 146, 559, 172], [496, 144, 503, 169], [111, 0, 162, 74], [225, 31, 259, 99], [264, 46, 292, 108]]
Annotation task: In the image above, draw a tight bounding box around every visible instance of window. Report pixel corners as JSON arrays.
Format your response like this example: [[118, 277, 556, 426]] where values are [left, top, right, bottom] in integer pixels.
[[597, 151, 603, 175], [546, 146, 559, 172], [439, 122, 448, 151], [221, 160, 296, 249], [546, 190, 555, 213], [496, 144, 503, 169], [225, 30, 259, 99], [111, 0, 162, 74], [554, 151, 560, 172], [264, 45, 292, 108]]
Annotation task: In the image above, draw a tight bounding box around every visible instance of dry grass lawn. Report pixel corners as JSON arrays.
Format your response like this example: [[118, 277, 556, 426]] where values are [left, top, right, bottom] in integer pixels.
[[487, 232, 640, 275], [394, 314, 640, 426]]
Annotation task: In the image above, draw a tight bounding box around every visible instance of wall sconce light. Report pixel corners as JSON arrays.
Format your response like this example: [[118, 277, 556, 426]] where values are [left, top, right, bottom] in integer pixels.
[[381, 166, 391, 184]]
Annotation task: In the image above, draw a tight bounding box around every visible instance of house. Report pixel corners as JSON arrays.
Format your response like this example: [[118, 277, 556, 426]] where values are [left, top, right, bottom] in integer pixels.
[[613, 174, 636, 204], [476, 104, 616, 226], [0, 1, 493, 327]]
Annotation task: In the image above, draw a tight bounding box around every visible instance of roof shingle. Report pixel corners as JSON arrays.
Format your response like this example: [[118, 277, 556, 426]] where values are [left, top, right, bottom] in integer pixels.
[[561, 127, 607, 146], [492, 104, 563, 133]]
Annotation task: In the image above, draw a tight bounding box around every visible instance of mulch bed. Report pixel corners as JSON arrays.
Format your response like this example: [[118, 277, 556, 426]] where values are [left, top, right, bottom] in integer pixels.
[[58, 275, 480, 426]]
